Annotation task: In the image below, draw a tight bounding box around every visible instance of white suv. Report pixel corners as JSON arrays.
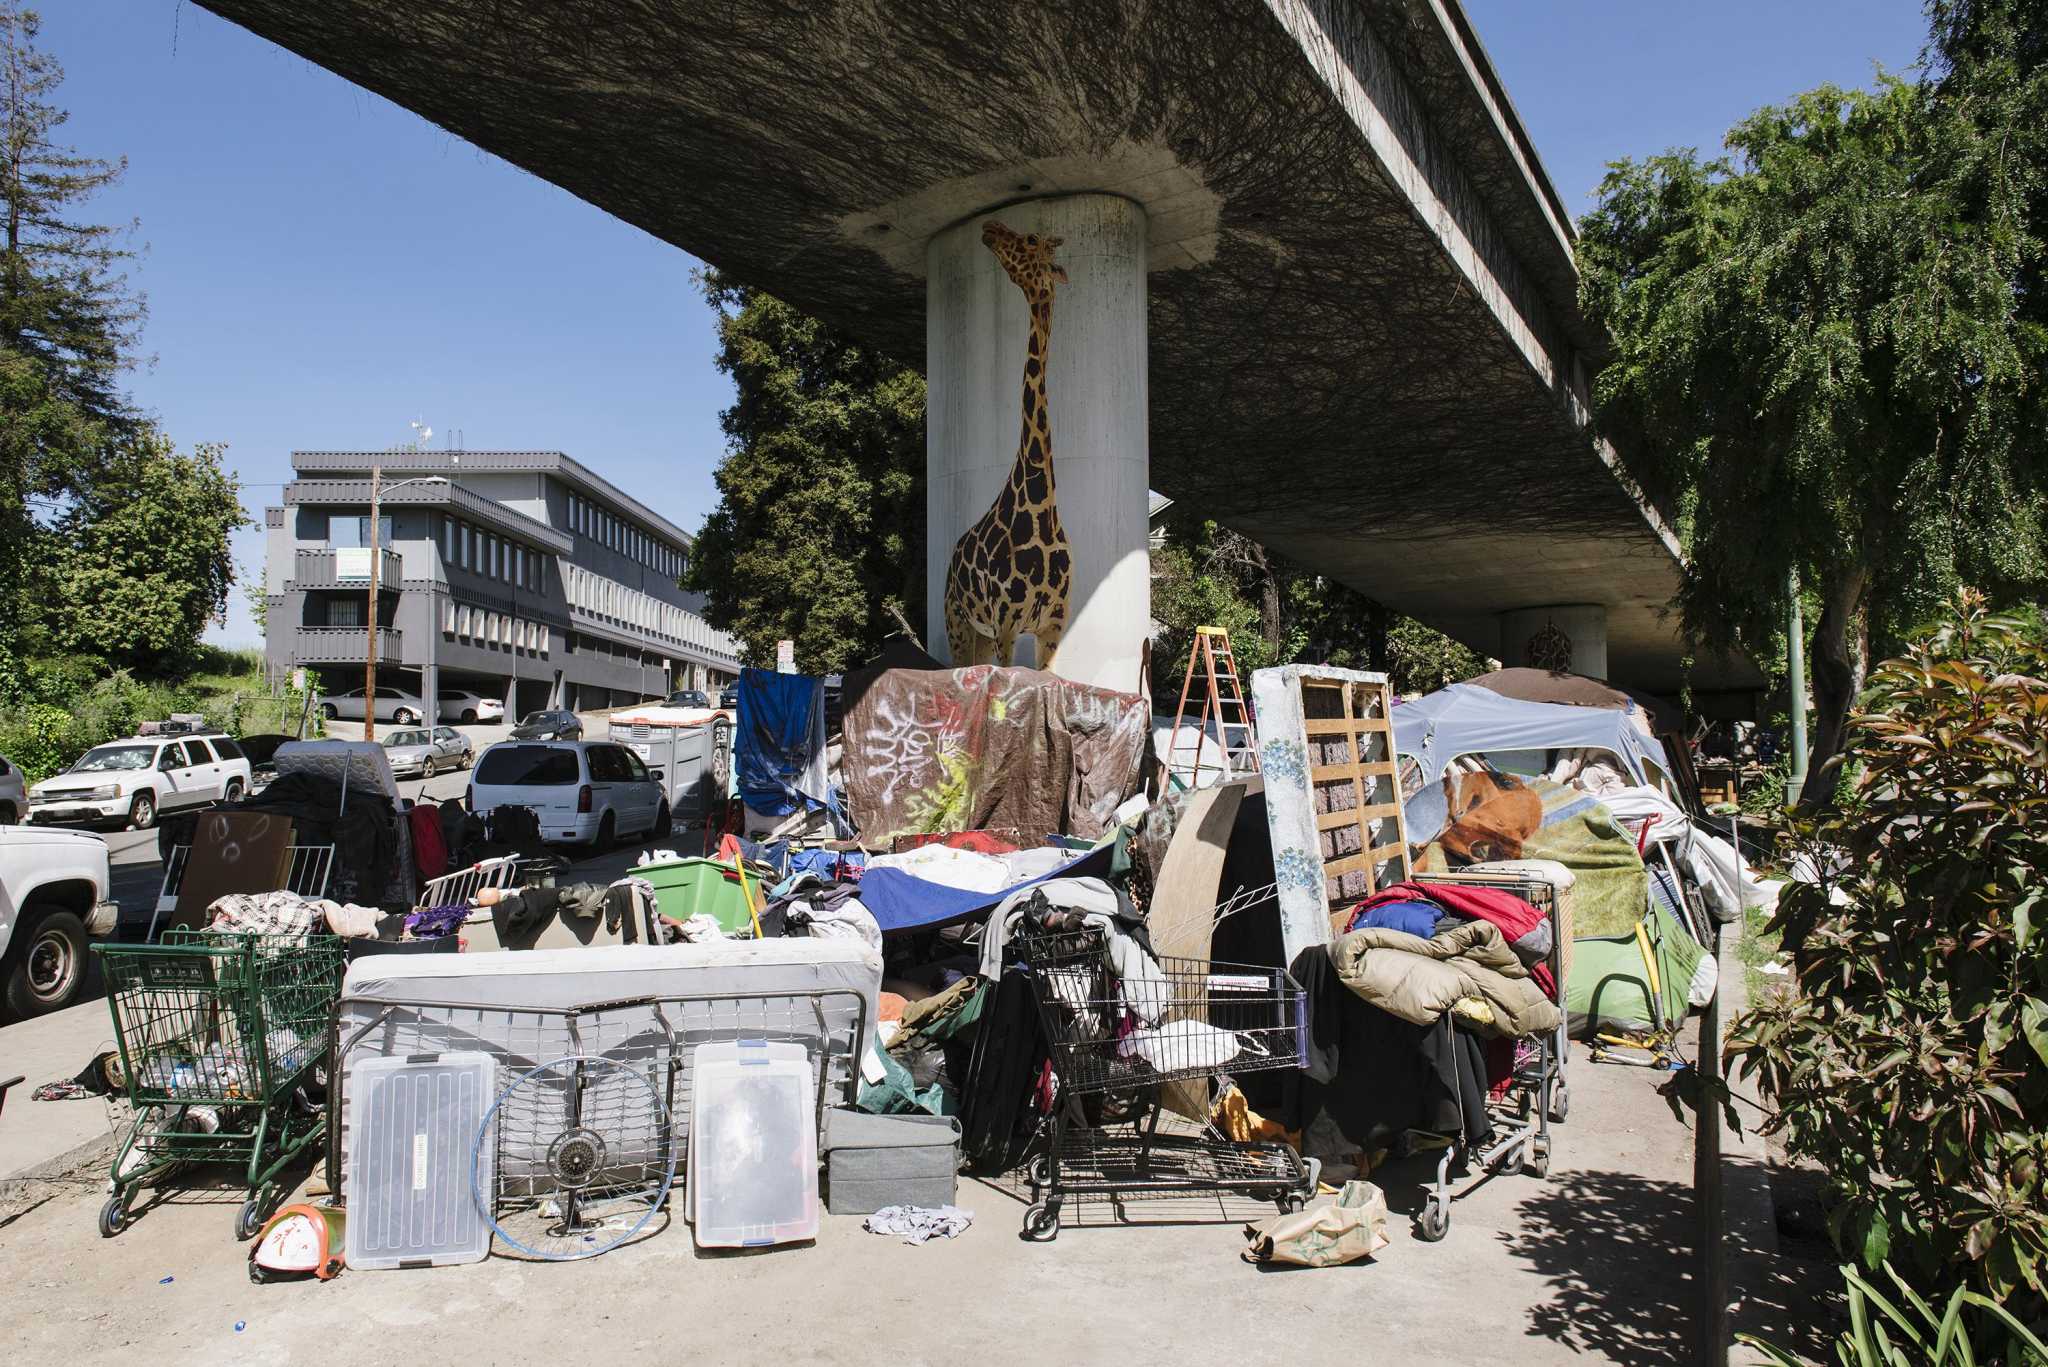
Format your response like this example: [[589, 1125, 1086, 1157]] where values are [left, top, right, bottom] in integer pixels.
[[468, 740, 670, 850], [28, 734, 254, 832], [0, 824, 119, 1017]]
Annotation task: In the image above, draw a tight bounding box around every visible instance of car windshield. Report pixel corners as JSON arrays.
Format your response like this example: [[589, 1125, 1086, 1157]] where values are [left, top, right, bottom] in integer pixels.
[[383, 730, 429, 748], [71, 745, 155, 773], [518, 712, 556, 726], [476, 745, 579, 785]]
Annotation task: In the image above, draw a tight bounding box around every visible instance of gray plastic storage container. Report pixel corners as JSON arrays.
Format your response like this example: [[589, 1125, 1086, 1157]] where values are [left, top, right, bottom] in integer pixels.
[[345, 1052, 496, 1269], [823, 1109, 961, 1215]]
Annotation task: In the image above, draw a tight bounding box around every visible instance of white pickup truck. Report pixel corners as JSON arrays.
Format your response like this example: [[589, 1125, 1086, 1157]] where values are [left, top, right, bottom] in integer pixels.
[[0, 824, 119, 1018]]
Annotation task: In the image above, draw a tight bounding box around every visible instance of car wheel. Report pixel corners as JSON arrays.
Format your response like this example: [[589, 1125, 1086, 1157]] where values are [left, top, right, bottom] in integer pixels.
[[592, 811, 615, 854], [222, 779, 244, 804], [461, 749, 473, 770], [128, 792, 156, 831], [395, 708, 419, 725], [5, 907, 89, 1017], [421, 756, 437, 780], [320, 703, 338, 720], [461, 709, 477, 724]]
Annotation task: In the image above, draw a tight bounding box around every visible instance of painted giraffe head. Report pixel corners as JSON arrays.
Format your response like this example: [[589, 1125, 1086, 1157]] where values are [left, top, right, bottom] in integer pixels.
[[981, 219, 1068, 297]]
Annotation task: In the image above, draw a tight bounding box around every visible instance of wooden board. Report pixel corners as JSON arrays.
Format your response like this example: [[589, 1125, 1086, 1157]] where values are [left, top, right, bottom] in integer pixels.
[[170, 810, 297, 932]]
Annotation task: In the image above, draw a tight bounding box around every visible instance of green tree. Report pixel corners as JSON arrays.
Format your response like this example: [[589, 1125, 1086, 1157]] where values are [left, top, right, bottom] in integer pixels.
[[28, 434, 244, 676], [1578, 47, 2048, 800], [0, 3, 143, 688], [684, 270, 926, 675]]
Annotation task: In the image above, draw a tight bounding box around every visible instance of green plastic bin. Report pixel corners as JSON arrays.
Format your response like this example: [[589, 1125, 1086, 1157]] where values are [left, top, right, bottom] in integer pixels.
[[638, 857, 757, 933]]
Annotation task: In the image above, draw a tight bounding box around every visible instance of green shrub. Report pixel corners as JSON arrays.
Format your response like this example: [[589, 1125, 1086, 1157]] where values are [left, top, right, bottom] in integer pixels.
[[0, 702, 84, 784], [1727, 592, 2048, 1319], [1745, 1261, 2047, 1365]]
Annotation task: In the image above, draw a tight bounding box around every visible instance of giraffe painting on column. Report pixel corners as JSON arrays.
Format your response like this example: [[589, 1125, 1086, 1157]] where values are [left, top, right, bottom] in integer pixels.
[[943, 220, 1074, 669]]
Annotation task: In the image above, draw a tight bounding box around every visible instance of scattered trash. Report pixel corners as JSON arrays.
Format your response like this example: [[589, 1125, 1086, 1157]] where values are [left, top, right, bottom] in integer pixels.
[[1759, 961, 1791, 976], [1241, 1181, 1390, 1267], [862, 1204, 972, 1245], [32, 1080, 87, 1101], [159, 1275, 174, 1285], [234, 1322, 246, 1333]]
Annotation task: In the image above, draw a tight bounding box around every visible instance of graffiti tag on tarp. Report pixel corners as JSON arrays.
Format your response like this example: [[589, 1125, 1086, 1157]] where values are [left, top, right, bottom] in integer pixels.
[[856, 689, 972, 809]]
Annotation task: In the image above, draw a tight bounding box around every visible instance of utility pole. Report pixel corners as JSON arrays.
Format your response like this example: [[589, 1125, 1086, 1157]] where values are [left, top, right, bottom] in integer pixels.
[[363, 463, 383, 742], [1785, 565, 1808, 807]]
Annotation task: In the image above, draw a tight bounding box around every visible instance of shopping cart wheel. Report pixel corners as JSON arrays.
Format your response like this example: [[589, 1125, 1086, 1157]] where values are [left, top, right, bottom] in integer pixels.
[[1417, 1202, 1449, 1242], [1548, 1084, 1571, 1124], [235, 1198, 266, 1242], [1522, 1138, 1552, 1180], [1022, 1200, 1061, 1242], [98, 1195, 128, 1239]]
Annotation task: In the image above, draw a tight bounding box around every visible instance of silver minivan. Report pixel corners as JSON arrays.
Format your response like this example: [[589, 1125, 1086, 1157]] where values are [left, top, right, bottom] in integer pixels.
[[467, 741, 669, 849]]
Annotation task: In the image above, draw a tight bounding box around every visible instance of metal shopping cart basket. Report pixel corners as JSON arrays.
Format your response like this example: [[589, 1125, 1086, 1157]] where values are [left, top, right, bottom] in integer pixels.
[[92, 930, 344, 1240], [1401, 868, 1570, 1241], [1009, 926, 1316, 1241]]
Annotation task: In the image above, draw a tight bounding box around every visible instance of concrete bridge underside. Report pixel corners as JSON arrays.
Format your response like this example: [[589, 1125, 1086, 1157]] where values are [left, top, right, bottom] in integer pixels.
[[198, 0, 1758, 695]]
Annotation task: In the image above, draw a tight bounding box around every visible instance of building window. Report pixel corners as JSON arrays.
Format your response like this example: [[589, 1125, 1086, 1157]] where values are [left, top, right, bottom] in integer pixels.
[[443, 600, 455, 632], [441, 516, 455, 566], [327, 513, 392, 549]]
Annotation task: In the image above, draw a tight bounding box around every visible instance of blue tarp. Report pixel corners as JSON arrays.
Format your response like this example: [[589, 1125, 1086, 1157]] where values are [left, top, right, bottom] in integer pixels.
[[858, 843, 1114, 934], [736, 667, 827, 816]]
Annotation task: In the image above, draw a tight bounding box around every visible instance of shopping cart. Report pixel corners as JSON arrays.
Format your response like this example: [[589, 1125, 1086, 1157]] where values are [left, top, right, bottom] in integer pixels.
[[93, 930, 345, 1240], [1404, 869, 1570, 1241], [1010, 926, 1316, 1241]]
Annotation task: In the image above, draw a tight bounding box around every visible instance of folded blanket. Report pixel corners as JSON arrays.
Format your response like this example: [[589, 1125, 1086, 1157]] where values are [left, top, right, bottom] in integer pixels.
[[1327, 921, 1562, 1040]]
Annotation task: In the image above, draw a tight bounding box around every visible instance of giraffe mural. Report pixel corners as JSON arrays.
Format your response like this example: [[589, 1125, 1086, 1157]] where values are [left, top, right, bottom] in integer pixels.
[[942, 220, 1074, 669]]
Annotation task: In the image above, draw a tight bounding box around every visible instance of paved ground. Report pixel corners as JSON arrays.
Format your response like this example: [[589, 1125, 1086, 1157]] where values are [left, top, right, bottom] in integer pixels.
[[0, 1030, 1703, 1367]]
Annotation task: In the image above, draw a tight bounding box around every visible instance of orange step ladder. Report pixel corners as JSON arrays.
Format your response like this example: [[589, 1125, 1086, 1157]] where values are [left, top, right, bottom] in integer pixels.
[[1169, 627, 1260, 787]]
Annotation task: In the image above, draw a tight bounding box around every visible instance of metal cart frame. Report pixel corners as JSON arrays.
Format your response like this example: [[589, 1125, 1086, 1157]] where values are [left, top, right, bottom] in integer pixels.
[[92, 930, 344, 1240], [1405, 869, 1570, 1241], [1009, 927, 1317, 1241]]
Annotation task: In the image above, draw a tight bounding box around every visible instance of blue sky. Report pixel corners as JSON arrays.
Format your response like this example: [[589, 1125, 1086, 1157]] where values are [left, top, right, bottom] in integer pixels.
[[42, 2, 1928, 648]]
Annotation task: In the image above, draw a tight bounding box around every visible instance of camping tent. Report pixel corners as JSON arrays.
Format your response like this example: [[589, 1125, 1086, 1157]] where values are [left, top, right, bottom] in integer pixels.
[[1393, 683, 1672, 799], [1465, 667, 1679, 738]]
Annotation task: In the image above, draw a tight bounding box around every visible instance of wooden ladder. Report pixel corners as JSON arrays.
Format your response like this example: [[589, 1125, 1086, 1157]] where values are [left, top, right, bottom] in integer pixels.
[[1169, 627, 1260, 786]]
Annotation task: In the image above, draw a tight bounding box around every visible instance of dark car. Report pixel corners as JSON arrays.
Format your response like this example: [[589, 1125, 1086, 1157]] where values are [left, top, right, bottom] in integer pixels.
[[235, 733, 294, 796], [666, 689, 711, 709], [508, 709, 583, 741], [719, 686, 739, 710]]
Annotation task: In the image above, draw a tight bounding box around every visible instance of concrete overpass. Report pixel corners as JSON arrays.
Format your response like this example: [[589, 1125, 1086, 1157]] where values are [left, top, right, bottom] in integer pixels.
[[197, 0, 1757, 697]]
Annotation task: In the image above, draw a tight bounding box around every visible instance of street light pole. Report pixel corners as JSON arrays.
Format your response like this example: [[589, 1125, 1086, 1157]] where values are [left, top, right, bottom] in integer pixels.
[[363, 463, 383, 741]]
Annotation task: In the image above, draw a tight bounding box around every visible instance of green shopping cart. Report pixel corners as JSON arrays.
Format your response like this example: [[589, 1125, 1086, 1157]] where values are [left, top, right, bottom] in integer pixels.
[[93, 931, 343, 1240]]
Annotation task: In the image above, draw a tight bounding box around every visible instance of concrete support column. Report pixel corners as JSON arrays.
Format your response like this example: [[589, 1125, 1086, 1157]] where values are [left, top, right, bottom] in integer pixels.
[[505, 672, 519, 720], [926, 195, 1150, 693], [1498, 604, 1609, 680]]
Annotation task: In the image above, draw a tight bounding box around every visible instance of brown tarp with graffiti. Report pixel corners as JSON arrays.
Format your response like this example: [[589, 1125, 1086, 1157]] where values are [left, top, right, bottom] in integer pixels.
[[841, 665, 1149, 845]]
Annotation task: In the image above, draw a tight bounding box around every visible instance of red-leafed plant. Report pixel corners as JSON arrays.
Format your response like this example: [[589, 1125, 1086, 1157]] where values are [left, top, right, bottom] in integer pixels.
[[1728, 591, 2048, 1321]]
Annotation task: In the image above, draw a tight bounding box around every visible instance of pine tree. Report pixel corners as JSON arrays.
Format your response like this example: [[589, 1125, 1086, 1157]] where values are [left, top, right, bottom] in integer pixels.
[[0, 3, 144, 689]]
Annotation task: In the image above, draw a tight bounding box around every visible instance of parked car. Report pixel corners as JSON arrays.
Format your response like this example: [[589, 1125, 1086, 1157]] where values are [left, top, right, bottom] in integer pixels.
[[0, 752, 25, 824], [666, 689, 711, 709], [28, 734, 253, 831], [468, 740, 668, 850], [509, 709, 583, 741], [0, 823, 119, 1017], [437, 689, 504, 724], [321, 685, 428, 725], [380, 725, 473, 779], [719, 686, 739, 710]]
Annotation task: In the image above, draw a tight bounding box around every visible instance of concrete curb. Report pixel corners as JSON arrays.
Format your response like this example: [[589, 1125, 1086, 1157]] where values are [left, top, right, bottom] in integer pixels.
[[1715, 919, 1781, 1366]]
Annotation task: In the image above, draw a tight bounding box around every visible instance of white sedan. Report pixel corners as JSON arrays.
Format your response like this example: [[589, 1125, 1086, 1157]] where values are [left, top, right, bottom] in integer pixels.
[[436, 689, 504, 724]]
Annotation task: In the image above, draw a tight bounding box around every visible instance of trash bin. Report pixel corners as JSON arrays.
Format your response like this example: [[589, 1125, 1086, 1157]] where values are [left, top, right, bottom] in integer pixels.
[[636, 857, 756, 933]]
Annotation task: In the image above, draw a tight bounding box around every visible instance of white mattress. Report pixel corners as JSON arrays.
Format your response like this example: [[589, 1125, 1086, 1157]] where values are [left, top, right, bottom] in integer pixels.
[[275, 740, 399, 801]]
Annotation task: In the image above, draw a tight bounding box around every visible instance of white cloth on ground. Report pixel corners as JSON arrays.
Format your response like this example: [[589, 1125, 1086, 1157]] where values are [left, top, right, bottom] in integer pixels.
[[863, 1204, 972, 1244]]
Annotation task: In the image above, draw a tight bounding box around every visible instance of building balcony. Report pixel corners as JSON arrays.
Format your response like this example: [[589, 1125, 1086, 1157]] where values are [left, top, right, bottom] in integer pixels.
[[291, 626, 403, 664], [290, 547, 404, 590]]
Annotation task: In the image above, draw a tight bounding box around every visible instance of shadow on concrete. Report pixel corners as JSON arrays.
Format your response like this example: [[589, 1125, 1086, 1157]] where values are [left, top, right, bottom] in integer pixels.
[[1506, 1168, 1699, 1365]]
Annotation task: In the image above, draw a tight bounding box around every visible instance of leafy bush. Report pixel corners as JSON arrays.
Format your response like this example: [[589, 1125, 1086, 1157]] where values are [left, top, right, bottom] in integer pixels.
[[0, 702, 84, 784], [1745, 1261, 2047, 1365], [1728, 592, 2048, 1318]]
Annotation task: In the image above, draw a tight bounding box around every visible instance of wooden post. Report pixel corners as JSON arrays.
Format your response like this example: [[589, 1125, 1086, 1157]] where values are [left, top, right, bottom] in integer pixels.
[[363, 463, 381, 742]]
